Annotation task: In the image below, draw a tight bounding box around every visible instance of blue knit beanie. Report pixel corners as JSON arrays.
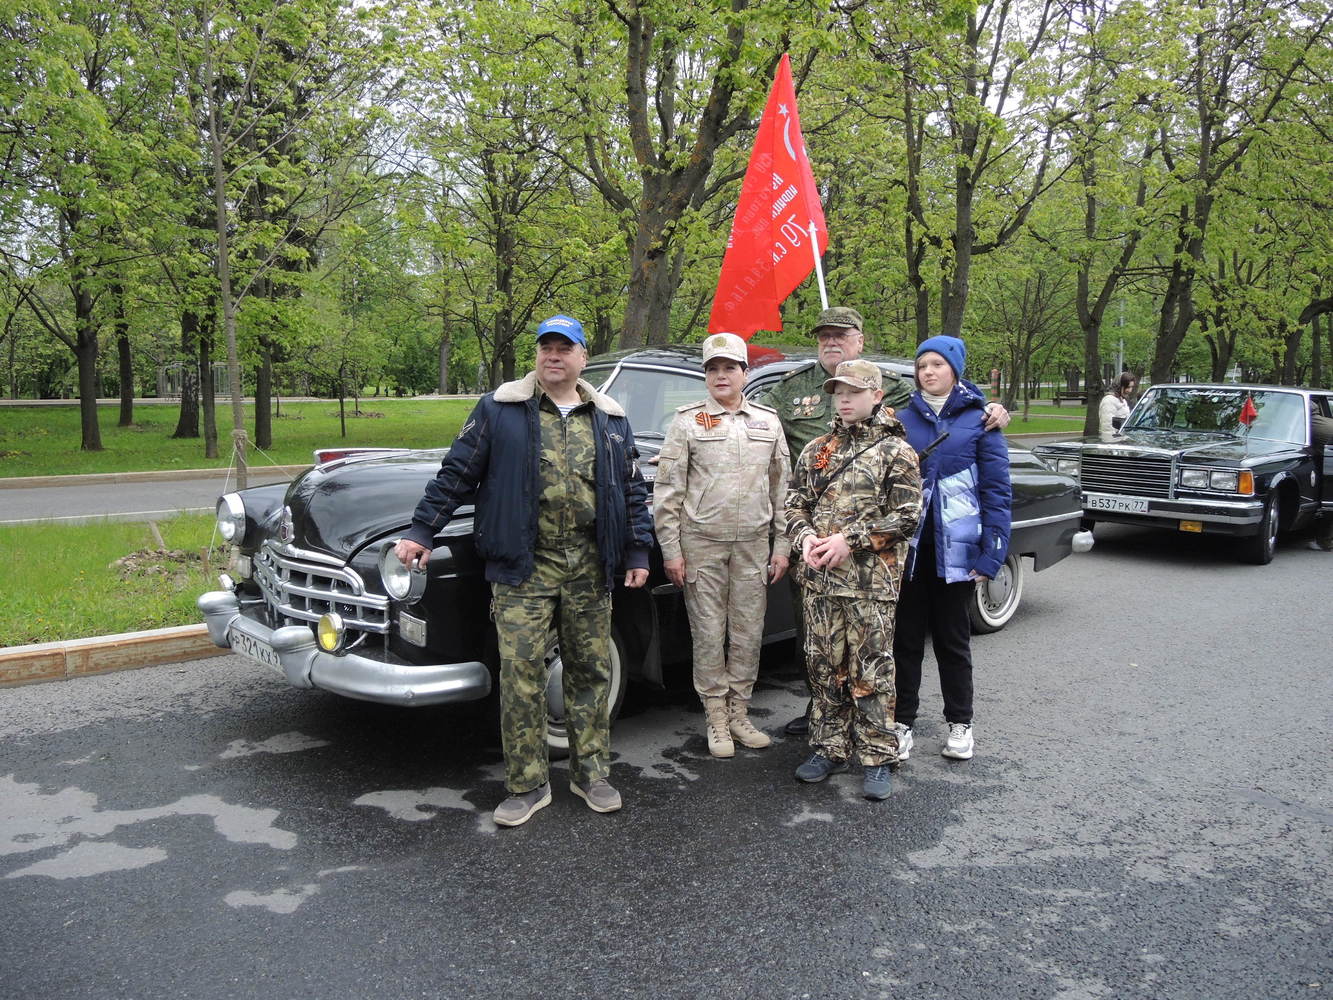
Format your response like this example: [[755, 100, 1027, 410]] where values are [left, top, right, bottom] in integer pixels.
[[916, 335, 966, 380]]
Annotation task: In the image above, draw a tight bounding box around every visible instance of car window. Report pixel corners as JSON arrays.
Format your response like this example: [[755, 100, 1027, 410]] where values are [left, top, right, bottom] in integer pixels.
[[1125, 387, 1307, 444], [597, 365, 705, 436]]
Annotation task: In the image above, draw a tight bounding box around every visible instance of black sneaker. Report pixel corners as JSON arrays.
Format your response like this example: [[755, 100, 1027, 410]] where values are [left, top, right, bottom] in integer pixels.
[[794, 753, 847, 783], [862, 765, 892, 800]]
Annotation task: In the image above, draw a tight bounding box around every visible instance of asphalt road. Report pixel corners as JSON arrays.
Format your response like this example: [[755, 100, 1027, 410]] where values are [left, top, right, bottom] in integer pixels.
[[0, 471, 293, 526], [1, 524, 1329, 1000]]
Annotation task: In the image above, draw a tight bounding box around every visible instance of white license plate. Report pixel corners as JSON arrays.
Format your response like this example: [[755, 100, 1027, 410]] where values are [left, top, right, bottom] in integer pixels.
[[1085, 495, 1149, 514], [229, 625, 282, 669]]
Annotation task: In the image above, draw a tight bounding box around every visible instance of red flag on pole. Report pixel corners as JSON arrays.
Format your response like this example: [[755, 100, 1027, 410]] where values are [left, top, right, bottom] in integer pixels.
[[707, 54, 826, 339], [1239, 394, 1258, 426]]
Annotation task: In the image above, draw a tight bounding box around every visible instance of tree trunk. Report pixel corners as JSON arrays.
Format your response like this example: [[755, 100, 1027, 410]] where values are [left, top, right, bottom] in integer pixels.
[[5, 305, 18, 399], [437, 314, 451, 394], [201, 312, 219, 460], [1280, 318, 1302, 386], [172, 308, 200, 439], [114, 284, 134, 427], [254, 336, 273, 450], [72, 284, 102, 451], [1313, 313, 1324, 389]]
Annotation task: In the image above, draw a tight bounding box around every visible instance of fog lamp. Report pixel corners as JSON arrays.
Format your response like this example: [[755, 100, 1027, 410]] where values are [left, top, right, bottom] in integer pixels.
[[316, 613, 345, 653]]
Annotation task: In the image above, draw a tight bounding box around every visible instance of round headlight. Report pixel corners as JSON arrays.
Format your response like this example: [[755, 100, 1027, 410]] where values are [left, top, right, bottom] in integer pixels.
[[379, 543, 426, 602], [316, 613, 345, 653], [218, 493, 246, 544]]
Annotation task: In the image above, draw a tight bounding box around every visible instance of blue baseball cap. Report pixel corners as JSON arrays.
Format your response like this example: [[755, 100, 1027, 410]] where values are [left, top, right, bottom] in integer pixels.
[[535, 314, 587, 348]]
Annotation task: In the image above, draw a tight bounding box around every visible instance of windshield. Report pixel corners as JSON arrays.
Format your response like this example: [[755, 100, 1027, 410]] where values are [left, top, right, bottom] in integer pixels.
[[1124, 387, 1307, 444], [588, 364, 706, 437]]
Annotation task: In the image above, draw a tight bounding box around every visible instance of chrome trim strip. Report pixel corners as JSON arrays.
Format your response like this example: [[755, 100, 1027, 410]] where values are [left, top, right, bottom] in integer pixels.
[[1010, 510, 1083, 529]]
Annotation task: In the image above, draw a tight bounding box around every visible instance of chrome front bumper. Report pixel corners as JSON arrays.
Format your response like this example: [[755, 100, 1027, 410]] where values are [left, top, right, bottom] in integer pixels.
[[1081, 492, 1264, 528], [198, 590, 491, 707]]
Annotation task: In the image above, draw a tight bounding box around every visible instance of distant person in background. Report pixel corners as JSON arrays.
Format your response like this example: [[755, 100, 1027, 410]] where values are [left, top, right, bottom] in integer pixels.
[[1099, 371, 1137, 437]]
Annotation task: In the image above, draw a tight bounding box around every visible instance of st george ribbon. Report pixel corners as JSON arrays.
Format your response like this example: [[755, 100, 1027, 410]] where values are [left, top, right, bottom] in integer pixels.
[[707, 53, 828, 339]]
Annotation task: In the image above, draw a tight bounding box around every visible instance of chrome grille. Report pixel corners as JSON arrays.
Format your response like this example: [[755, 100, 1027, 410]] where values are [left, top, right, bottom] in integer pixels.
[[1079, 453, 1173, 498], [254, 540, 390, 633]]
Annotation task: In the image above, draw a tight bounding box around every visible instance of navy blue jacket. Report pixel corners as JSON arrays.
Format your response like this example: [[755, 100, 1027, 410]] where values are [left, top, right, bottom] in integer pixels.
[[897, 381, 1012, 582], [403, 372, 653, 591]]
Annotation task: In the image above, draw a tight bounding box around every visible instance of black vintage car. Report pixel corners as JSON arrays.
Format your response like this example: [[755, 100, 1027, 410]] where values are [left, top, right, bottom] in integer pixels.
[[199, 345, 1091, 749], [1034, 383, 1333, 564]]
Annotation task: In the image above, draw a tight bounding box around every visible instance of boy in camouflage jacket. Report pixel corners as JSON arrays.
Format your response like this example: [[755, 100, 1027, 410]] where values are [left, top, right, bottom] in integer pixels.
[[784, 359, 922, 800]]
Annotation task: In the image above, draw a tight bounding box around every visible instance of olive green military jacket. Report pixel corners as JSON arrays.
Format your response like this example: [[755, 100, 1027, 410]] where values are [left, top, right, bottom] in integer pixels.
[[758, 361, 913, 461]]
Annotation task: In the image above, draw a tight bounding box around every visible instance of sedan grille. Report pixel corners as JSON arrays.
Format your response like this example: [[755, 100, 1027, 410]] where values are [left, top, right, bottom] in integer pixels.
[[1079, 453, 1173, 498], [254, 540, 390, 633]]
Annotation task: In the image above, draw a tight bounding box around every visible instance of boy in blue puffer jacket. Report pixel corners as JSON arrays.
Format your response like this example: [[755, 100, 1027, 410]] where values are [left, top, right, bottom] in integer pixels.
[[893, 335, 1011, 762]]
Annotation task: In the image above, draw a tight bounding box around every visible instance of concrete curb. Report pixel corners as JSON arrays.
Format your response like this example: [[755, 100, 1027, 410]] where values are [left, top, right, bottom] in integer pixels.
[[0, 466, 309, 490], [0, 624, 223, 688]]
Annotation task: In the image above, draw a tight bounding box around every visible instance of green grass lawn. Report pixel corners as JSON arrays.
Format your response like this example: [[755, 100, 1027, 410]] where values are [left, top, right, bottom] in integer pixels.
[[0, 514, 223, 647], [0, 398, 475, 477], [1004, 414, 1088, 434]]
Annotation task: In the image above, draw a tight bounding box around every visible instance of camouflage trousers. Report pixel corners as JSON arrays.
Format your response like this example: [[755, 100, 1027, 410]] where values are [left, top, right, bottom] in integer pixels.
[[680, 531, 769, 702], [801, 591, 901, 766], [491, 538, 612, 793]]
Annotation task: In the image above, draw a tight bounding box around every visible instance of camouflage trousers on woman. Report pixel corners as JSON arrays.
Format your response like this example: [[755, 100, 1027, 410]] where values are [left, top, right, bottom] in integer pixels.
[[491, 537, 612, 794], [802, 591, 901, 767]]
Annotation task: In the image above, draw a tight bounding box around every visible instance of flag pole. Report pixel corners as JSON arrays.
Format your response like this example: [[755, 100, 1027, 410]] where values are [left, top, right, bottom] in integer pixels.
[[808, 221, 828, 309]]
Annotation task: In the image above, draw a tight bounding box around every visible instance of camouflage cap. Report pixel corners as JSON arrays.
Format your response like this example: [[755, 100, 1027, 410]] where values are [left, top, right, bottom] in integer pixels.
[[701, 332, 748, 366], [811, 306, 864, 335], [823, 359, 883, 393]]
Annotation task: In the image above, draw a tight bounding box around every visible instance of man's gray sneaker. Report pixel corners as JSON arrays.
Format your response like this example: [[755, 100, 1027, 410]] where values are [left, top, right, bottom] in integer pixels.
[[571, 778, 622, 813], [862, 764, 892, 800], [794, 753, 848, 783], [492, 783, 552, 827], [893, 722, 914, 761]]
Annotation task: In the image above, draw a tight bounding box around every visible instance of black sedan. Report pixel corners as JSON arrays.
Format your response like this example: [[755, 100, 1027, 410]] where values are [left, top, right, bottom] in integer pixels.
[[1034, 382, 1333, 563], [199, 345, 1091, 749]]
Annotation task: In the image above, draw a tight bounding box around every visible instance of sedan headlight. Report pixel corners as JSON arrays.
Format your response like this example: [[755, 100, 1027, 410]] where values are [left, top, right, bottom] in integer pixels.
[[217, 493, 246, 544], [1209, 470, 1239, 492], [1055, 457, 1080, 477], [379, 543, 427, 602], [1179, 469, 1209, 490]]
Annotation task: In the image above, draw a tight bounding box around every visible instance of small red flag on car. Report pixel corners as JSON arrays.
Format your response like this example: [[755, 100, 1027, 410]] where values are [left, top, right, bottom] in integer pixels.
[[707, 53, 827, 339], [1239, 395, 1258, 426]]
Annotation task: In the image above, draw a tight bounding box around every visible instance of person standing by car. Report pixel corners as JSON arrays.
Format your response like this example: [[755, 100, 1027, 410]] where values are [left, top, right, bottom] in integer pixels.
[[394, 314, 653, 828], [1099, 371, 1137, 438], [893, 336, 1012, 763], [653, 333, 791, 758], [785, 359, 922, 800], [760, 306, 1009, 736]]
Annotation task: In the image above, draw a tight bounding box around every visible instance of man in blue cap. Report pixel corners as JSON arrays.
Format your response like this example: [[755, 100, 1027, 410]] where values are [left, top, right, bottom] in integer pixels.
[[396, 314, 653, 827]]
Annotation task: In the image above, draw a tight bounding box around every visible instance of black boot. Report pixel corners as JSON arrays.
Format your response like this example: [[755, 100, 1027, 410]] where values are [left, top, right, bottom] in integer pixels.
[[784, 700, 812, 736]]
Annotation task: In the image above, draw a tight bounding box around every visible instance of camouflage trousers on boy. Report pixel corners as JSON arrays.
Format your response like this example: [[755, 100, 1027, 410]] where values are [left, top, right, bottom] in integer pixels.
[[802, 591, 901, 767], [491, 536, 612, 793]]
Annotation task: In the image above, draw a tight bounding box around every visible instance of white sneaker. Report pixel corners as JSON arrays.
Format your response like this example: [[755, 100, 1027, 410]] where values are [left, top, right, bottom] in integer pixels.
[[942, 723, 974, 760], [893, 722, 914, 761]]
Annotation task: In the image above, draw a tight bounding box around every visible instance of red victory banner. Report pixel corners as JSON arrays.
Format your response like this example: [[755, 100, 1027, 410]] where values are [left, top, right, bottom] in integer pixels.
[[707, 53, 827, 338]]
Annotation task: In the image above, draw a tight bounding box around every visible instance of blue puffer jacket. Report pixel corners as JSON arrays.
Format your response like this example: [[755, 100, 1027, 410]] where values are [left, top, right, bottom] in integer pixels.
[[897, 381, 1012, 582], [403, 371, 653, 591]]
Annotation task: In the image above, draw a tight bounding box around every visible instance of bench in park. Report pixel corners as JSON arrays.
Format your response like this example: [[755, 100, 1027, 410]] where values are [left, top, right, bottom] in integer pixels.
[[1052, 390, 1088, 405]]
